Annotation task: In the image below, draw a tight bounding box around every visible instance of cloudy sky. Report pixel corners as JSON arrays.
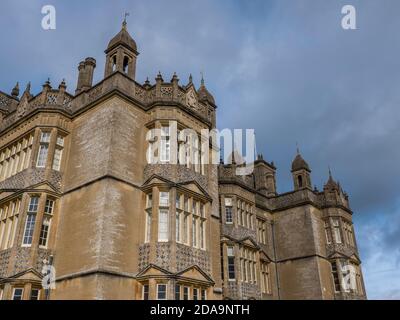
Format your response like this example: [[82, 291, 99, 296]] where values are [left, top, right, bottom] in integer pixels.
[[1, 0, 399, 299]]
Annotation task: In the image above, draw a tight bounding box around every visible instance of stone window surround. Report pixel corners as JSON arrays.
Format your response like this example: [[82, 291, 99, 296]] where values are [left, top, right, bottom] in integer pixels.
[[20, 193, 57, 249], [33, 127, 67, 172], [221, 194, 255, 230]]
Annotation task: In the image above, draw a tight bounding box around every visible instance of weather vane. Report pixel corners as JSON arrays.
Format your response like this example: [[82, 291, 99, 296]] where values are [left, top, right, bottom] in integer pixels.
[[124, 12, 130, 24]]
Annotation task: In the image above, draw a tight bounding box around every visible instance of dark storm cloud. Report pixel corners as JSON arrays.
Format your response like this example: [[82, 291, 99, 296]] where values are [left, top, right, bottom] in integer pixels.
[[0, 0, 399, 298]]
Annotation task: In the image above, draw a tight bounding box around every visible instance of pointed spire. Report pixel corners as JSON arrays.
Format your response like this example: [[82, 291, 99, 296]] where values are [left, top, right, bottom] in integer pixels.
[[188, 73, 193, 84], [200, 71, 205, 86], [296, 142, 300, 155], [24, 82, 31, 94], [324, 166, 339, 191], [11, 82, 20, 97]]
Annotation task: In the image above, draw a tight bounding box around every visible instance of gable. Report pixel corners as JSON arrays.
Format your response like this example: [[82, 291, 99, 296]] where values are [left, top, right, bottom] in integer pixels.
[[176, 265, 214, 284], [9, 269, 43, 281], [136, 264, 172, 278]]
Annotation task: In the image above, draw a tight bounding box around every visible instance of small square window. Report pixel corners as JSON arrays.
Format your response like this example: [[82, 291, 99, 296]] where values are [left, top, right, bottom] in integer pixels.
[[157, 284, 167, 300], [40, 132, 51, 143], [159, 192, 169, 206], [30, 289, 40, 300], [12, 288, 24, 300]]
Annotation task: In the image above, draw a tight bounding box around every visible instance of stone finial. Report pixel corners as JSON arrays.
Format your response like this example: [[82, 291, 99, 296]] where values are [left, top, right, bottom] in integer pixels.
[[171, 72, 179, 83], [59, 79, 67, 91], [143, 77, 151, 88], [43, 78, 52, 90], [24, 82, 31, 94], [11, 82, 20, 97], [156, 71, 163, 82], [188, 73, 193, 84]]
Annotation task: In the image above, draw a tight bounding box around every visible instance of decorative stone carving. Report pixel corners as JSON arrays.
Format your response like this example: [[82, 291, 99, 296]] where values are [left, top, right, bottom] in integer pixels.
[[176, 243, 210, 274], [186, 87, 198, 110], [138, 244, 150, 271], [155, 243, 171, 270], [0, 96, 9, 108], [46, 93, 58, 105], [13, 247, 31, 274], [0, 248, 12, 277], [88, 85, 103, 103], [160, 86, 173, 99]]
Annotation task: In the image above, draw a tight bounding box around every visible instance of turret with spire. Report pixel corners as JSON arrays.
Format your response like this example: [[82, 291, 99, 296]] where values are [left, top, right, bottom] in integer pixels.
[[291, 146, 312, 190], [104, 14, 139, 80], [198, 73, 215, 105]]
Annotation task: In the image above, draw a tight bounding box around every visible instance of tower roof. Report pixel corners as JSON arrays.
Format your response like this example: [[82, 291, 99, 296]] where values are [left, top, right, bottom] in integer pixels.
[[106, 20, 138, 54], [324, 169, 340, 191], [291, 152, 310, 172], [198, 77, 215, 105]]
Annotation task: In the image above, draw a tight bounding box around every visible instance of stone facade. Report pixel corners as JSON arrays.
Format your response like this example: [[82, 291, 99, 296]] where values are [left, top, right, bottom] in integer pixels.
[[0, 22, 366, 300]]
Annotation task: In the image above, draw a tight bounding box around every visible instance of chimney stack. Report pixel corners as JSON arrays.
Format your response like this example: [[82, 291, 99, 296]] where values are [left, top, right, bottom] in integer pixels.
[[75, 57, 96, 94]]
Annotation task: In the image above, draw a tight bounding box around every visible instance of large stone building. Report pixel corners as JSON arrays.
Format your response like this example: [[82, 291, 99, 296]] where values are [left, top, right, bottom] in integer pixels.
[[0, 22, 366, 300]]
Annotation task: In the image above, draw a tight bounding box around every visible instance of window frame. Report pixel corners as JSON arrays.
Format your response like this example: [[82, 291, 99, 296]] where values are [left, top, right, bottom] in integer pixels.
[[157, 284, 167, 300], [12, 287, 24, 300]]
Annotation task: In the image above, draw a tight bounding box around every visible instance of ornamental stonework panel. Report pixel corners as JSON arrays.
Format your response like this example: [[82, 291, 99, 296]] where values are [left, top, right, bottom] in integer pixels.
[[0, 168, 62, 192], [0, 249, 12, 277], [155, 243, 171, 270], [176, 243, 210, 274], [13, 247, 31, 274], [138, 244, 150, 271]]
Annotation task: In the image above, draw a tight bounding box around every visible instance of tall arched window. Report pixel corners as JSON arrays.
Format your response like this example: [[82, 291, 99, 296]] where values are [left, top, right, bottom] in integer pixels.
[[123, 56, 129, 74], [112, 56, 117, 72], [297, 175, 303, 188]]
